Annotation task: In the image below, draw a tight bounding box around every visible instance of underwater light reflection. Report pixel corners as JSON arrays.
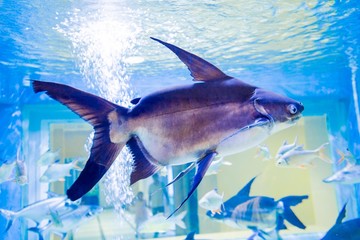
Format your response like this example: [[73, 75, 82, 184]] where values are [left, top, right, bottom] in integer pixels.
[[56, 6, 139, 213]]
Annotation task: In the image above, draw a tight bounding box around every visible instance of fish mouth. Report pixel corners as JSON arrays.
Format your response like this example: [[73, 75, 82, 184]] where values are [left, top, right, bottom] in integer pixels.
[[288, 114, 302, 123], [322, 178, 334, 183]]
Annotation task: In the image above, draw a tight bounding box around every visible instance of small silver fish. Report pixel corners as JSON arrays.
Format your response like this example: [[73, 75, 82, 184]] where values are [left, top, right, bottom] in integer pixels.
[[275, 136, 302, 159], [37, 149, 61, 166], [138, 211, 186, 233], [255, 144, 272, 161], [205, 158, 232, 176], [28, 205, 103, 240], [0, 162, 16, 184], [276, 143, 331, 168], [198, 189, 224, 213], [40, 160, 81, 183], [13, 159, 28, 185], [323, 162, 360, 184], [0, 196, 68, 231]]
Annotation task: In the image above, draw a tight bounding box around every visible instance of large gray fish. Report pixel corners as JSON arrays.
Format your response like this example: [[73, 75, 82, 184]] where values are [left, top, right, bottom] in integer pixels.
[[206, 177, 308, 239], [32, 38, 304, 217], [228, 196, 307, 239], [322, 203, 360, 240]]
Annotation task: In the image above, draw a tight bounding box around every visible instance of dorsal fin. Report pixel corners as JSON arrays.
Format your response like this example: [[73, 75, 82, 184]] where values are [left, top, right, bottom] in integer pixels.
[[151, 37, 232, 82], [222, 176, 256, 211], [335, 203, 347, 225], [237, 176, 257, 197]]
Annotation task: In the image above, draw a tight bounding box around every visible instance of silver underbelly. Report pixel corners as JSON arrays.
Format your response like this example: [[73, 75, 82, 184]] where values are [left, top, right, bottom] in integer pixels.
[[216, 126, 270, 157], [136, 124, 270, 166]]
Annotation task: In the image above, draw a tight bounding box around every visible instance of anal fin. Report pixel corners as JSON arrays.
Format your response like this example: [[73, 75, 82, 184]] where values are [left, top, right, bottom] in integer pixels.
[[127, 136, 161, 185]]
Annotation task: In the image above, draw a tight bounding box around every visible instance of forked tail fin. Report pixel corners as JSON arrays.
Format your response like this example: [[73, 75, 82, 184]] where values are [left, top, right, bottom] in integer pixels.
[[32, 80, 129, 201], [174, 211, 187, 229], [316, 143, 332, 163], [280, 195, 309, 229], [28, 225, 49, 240], [0, 209, 16, 232]]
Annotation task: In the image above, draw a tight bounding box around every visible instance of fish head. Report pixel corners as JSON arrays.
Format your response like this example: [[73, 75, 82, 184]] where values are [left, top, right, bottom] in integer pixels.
[[206, 209, 229, 220], [323, 168, 357, 184], [252, 89, 304, 133], [276, 158, 289, 167]]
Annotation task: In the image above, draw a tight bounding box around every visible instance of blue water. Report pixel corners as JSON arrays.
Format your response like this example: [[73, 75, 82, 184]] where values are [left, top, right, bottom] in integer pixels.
[[0, 0, 360, 239]]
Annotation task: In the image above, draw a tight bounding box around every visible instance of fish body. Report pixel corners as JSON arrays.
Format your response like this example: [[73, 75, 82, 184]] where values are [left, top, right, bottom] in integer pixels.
[[255, 144, 272, 161], [0, 162, 15, 183], [323, 163, 360, 184], [207, 177, 308, 239], [211, 195, 307, 234], [40, 160, 81, 183], [0, 196, 68, 231], [198, 189, 224, 212], [275, 136, 301, 159], [28, 205, 103, 240], [13, 160, 28, 185], [231, 197, 282, 230], [138, 211, 186, 233], [205, 157, 232, 176], [32, 38, 304, 216], [37, 149, 61, 166], [322, 204, 360, 240], [276, 143, 330, 168], [127, 80, 298, 165]]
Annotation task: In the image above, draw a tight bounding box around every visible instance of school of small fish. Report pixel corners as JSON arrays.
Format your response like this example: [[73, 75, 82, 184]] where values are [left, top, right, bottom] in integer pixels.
[[276, 143, 331, 168]]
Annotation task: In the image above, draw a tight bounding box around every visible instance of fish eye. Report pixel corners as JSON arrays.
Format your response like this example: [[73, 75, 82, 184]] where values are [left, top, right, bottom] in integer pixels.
[[288, 104, 297, 115]]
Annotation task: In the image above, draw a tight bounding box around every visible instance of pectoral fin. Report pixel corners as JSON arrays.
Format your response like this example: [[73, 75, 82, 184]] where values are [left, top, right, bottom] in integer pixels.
[[168, 152, 217, 219], [165, 162, 196, 187]]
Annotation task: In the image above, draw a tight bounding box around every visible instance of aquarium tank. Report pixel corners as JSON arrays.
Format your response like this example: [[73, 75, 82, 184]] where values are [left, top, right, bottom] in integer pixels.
[[0, 0, 359, 239]]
